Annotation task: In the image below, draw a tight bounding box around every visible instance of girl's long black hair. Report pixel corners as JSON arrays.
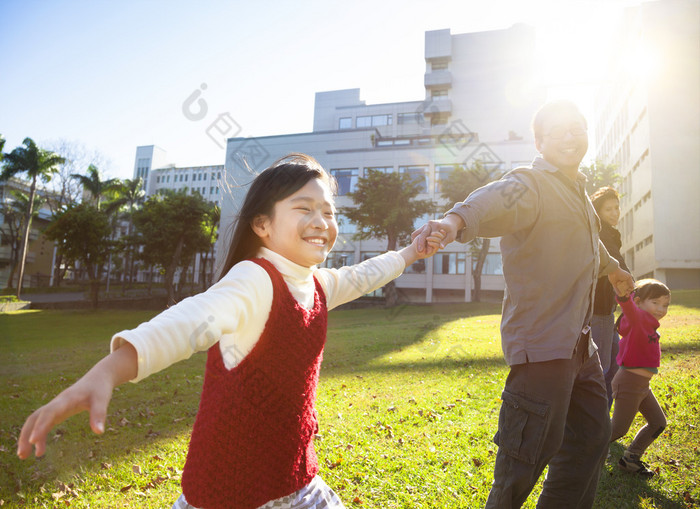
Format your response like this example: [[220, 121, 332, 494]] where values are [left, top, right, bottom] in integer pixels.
[[216, 153, 335, 281]]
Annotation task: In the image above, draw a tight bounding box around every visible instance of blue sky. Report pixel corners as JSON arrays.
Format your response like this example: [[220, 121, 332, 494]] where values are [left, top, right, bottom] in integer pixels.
[[1, 0, 643, 179]]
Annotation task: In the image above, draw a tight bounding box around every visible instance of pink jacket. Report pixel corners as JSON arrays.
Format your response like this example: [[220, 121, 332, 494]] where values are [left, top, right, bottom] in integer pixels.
[[616, 295, 661, 368]]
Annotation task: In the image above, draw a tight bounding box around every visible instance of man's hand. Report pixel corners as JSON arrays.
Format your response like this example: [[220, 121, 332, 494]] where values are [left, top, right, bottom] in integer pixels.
[[608, 267, 635, 298], [411, 214, 465, 253]]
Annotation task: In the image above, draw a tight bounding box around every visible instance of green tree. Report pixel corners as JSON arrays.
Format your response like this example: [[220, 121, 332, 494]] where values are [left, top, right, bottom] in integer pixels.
[[0, 190, 44, 289], [70, 164, 120, 210], [113, 178, 145, 293], [343, 170, 435, 306], [580, 160, 621, 195], [132, 191, 211, 304], [200, 203, 220, 291], [44, 203, 112, 308], [440, 161, 501, 302], [1, 138, 65, 298]]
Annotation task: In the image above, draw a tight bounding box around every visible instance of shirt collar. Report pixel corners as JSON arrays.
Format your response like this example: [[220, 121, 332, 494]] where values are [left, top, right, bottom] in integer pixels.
[[532, 156, 587, 186], [257, 247, 315, 283]]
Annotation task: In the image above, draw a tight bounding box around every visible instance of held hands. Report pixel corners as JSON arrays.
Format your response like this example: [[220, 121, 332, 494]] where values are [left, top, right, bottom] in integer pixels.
[[399, 228, 446, 267], [609, 267, 635, 298], [411, 214, 464, 254], [17, 343, 137, 459]]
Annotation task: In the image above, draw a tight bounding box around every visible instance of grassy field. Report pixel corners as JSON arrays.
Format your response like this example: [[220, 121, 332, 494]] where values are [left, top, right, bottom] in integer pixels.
[[1, 291, 698, 508]]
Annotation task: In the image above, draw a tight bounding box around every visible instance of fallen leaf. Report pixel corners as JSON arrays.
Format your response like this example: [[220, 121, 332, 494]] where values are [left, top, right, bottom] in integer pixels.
[[132, 465, 142, 474]]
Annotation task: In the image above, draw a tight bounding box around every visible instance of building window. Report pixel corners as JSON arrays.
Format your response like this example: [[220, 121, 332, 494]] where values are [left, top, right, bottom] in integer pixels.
[[413, 213, 433, 231], [335, 213, 357, 235], [473, 253, 503, 275], [397, 112, 422, 125], [365, 166, 394, 174], [435, 164, 458, 193], [433, 252, 467, 275], [404, 259, 426, 274], [431, 114, 449, 126], [324, 251, 354, 269], [330, 168, 359, 196], [339, 117, 352, 129], [399, 165, 429, 193], [357, 114, 393, 128], [431, 89, 448, 98], [431, 61, 448, 71]]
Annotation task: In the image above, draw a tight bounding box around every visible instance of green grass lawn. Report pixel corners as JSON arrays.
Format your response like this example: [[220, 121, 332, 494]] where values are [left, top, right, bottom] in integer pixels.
[[1, 291, 698, 508]]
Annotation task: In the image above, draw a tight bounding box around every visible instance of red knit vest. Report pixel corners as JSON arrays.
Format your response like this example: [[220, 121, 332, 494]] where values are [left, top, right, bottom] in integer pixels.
[[181, 258, 328, 509]]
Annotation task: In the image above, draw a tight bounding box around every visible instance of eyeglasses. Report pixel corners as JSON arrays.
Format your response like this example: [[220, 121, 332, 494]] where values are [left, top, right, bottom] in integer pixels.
[[545, 125, 587, 139]]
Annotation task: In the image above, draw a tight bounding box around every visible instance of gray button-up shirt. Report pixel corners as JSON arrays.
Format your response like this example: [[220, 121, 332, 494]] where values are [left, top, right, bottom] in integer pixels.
[[447, 156, 619, 365]]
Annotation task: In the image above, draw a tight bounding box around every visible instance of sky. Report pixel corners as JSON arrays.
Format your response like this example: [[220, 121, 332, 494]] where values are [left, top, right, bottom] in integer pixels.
[[1, 0, 645, 180]]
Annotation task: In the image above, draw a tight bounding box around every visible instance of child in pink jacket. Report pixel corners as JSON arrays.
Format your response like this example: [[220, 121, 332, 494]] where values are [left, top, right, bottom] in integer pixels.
[[610, 278, 671, 478]]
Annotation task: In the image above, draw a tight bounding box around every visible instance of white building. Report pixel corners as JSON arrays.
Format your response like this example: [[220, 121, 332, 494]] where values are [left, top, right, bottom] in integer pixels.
[[221, 26, 546, 303], [594, 0, 700, 288], [130, 147, 224, 285], [132, 145, 224, 206]]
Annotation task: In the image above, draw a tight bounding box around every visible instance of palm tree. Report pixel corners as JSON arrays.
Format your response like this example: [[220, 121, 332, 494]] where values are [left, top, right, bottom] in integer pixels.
[[1, 190, 45, 289], [71, 164, 120, 210], [113, 178, 144, 292], [1, 137, 65, 298]]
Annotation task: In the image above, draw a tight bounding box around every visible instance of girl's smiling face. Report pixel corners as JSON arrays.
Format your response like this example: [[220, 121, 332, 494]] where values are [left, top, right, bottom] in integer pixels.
[[636, 294, 671, 321], [253, 178, 338, 267]]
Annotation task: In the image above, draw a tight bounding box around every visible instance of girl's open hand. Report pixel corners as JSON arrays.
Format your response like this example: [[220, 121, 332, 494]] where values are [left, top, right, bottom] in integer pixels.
[[17, 372, 114, 459], [17, 343, 137, 459]]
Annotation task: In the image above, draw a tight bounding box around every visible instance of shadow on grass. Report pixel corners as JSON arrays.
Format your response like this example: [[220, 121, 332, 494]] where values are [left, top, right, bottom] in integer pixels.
[[323, 354, 507, 377], [599, 443, 689, 509], [662, 340, 700, 356]]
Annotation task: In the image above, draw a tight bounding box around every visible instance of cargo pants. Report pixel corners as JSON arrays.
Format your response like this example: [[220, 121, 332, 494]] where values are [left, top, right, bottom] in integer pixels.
[[485, 332, 611, 509]]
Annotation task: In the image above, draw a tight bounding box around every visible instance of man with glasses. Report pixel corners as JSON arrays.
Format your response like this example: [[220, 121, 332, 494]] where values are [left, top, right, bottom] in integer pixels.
[[413, 100, 634, 508]]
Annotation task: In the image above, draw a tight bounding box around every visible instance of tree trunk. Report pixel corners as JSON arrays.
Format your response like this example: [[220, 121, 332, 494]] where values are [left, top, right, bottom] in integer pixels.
[[5, 257, 17, 290], [52, 251, 65, 287], [147, 265, 153, 296], [164, 236, 185, 305], [200, 251, 209, 292], [85, 263, 100, 309], [472, 238, 490, 302], [384, 233, 399, 307], [15, 177, 37, 299]]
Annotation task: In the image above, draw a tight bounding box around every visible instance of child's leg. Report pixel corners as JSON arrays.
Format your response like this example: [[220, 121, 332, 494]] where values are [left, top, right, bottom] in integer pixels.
[[610, 370, 646, 443], [626, 388, 667, 457]]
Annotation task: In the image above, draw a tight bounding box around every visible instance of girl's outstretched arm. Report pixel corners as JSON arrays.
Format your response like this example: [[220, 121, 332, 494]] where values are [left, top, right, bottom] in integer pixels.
[[17, 342, 137, 459]]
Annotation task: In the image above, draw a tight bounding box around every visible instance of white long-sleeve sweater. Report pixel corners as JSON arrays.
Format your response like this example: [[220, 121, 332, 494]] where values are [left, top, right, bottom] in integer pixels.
[[111, 247, 405, 382]]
